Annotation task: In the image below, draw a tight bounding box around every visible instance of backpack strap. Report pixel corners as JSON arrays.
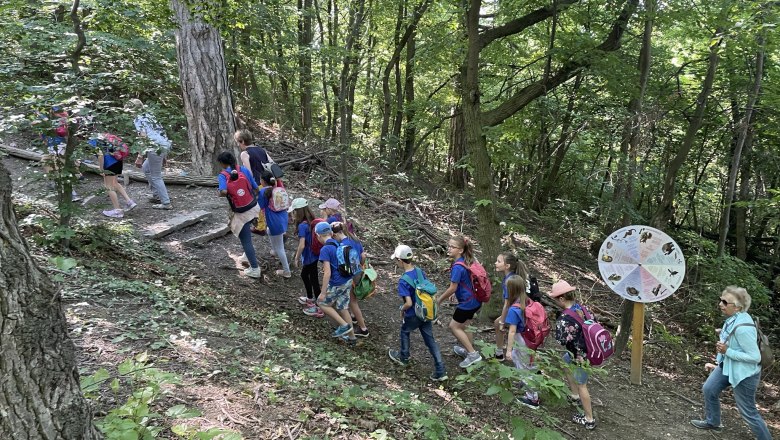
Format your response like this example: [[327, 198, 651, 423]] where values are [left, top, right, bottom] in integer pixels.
[[563, 307, 586, 326], [452, 260, 476, 301], [726, 323, 757, 344]]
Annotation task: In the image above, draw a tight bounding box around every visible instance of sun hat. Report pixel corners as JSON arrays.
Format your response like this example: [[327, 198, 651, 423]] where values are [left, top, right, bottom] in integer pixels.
[[390, 244, 414, 260], [318, 198, 341, 210], [288, 197, 308, 212], [549, 280, 576, 298], [314, 221, 332, 235]]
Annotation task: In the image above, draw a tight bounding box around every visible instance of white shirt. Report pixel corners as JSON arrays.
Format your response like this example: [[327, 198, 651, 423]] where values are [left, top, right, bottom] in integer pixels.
[[133, 113, 171, 151]]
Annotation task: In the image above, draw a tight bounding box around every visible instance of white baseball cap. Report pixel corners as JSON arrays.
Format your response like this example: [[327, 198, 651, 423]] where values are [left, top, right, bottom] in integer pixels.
[[288, 197, 308, 212], [390, 244, 414, 260]]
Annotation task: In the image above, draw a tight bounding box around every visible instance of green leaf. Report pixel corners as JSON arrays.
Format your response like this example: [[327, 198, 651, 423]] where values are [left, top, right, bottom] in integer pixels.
[[51, 256, 78, 272], [485, 384, 502, 396], [165, 404, 203, 419]]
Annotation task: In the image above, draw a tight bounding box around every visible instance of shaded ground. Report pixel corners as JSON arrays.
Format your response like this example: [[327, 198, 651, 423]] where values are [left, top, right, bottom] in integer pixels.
[[4, 148, 779, 439]]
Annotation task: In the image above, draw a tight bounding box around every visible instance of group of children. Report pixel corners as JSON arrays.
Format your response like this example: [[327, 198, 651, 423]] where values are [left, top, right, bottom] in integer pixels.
[[215, 129, 599, 428]]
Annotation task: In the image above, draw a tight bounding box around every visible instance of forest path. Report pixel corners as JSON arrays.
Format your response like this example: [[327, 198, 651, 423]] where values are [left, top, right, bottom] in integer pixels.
[[4, 153, 777, 440]]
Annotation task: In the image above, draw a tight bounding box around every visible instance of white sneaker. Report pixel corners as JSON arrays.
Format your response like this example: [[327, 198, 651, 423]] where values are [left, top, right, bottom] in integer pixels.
[[102, 209, 124, 218], [297, 296, 310, 305], [459, 351, 482, 368], [125, 200, 137, 211], [244, 267, 262, 278], [453, 345, 468, 358], [151, 203, 172, 210]]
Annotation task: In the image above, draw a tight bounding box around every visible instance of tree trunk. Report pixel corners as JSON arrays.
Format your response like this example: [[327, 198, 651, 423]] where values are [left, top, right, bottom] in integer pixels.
[[734, 127, 752, 260], [651, 30, 722, 229], [0, 162, 101, 439], [299, 0, 314, 134], [401, 31, 416, 171], [717, 37, 764, 257], [171, 0, 237, 175]]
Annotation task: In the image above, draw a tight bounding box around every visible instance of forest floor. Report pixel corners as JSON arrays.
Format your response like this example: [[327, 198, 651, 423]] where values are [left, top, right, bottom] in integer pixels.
[[4, 143, 780, 440]]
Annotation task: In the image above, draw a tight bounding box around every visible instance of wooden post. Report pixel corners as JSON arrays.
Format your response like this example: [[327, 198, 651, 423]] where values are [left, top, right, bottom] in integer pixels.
[[630, 301, 645, 385]]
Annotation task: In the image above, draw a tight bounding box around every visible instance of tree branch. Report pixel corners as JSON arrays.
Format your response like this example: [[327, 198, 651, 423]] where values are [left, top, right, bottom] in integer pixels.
[[479, 0, 578, 49], [481, 0, 639, 127]]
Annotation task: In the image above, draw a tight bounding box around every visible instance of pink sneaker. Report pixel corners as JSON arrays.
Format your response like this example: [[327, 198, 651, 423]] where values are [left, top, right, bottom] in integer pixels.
[[102, 209, 124, 218], [303, 306, 324, 318]]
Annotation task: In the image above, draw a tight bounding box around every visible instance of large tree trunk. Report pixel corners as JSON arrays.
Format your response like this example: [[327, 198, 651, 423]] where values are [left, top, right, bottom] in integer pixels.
[[299, 0, 314, 134], [0, 162, 100, 439], [717, 37, 764, 257], [171, 0, 237, 176]]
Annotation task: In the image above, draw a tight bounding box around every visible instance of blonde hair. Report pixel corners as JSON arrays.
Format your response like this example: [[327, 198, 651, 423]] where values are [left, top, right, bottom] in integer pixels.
[[234, 129, 253, 145], [723, 286, 751, 312], [450, 236, 474, 265], [506, 275, 528, 310]]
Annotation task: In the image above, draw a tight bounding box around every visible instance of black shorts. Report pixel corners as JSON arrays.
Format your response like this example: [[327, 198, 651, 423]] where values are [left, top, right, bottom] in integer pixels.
[[104, 159, 123, 175], [452, 306, 481, 323]]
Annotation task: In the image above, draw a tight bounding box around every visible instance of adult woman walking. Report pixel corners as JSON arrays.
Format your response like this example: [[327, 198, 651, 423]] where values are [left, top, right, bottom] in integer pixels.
[[690, 286, 772, 440]]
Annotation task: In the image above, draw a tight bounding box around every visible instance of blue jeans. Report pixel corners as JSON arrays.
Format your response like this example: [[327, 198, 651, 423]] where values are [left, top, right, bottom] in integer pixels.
[[399, 314, 445, 376], [702, 366, 772, 440], [238, 221, 258, 269]]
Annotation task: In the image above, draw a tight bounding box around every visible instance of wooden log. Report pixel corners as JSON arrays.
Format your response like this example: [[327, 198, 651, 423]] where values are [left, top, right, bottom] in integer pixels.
[[1, 144, 218, 187], [144, 210, 211, 239], [183, 224, 230, 245]]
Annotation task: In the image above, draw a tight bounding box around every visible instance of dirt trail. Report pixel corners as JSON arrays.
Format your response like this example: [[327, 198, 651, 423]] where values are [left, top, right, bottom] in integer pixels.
[[4, 153, 778, 440]]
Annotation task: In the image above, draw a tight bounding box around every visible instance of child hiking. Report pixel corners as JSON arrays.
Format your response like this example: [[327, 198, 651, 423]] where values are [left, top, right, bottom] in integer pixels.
[[258, 171, 291, 278], [332, 221, 369, 338], [504, 274, 541, 409], [91, 133, 136, 219], [216, 151, 262, 279], [387, 244, 447, 381], [289, 198, 323, 317], [548, 280, 597, 429], [437, 236, 483, 368], [314, 222, 356, 343], [494, 252, 530, 361]]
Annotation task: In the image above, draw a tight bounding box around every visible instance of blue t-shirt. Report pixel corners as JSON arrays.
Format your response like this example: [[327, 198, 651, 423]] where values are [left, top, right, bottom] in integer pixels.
[[258, 187, 289, 236], [297, 221, 317, 265], [398, 267, 425, 318], [326, 213, 343, 224], [502, 272, 515, 300], [505, 304, 526, 332], [218, 166, 258, 192], [451, 258, 480, 311], [319, 238, 351, 287]]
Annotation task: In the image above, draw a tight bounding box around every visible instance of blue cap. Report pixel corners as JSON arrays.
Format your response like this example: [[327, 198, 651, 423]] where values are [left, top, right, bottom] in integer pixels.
[[315, 221, 332, 235]]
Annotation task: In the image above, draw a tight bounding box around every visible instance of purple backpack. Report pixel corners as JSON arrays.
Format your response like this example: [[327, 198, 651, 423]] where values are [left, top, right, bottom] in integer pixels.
[[563, 306, 614, 366]]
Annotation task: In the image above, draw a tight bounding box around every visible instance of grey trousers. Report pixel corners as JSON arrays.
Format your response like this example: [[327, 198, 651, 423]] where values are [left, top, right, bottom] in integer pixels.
[[141, 150, 170, 205]]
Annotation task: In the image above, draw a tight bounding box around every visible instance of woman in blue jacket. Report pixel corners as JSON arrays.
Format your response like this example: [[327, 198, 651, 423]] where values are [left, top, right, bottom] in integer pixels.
[[690, 286, 771, 439]]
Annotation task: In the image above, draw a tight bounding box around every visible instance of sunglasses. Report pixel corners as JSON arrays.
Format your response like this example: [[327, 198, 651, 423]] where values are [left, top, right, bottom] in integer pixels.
[[719, 299, 736, 306]]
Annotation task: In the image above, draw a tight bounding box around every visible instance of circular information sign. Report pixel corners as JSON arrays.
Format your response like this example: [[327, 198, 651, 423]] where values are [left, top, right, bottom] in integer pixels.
[[598, 225, 685, 303]]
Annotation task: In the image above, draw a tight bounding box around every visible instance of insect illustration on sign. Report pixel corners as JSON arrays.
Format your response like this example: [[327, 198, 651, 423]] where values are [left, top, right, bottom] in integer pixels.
[[662, 242, 675, 255], [601, 254, 613, 262], [668, 268, 679, 277], [608, 274, 621, 282], [652, 284, 667, 297], [640, 231, 652, 243], [623, 228, 636, 238], [626, 286, 640, 297], [606, 242, 613, 249]]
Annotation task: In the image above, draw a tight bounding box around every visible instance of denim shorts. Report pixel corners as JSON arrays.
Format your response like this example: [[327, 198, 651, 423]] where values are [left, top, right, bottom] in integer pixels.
[[320, 281, 351, 310], [563, 351, 589, 385]]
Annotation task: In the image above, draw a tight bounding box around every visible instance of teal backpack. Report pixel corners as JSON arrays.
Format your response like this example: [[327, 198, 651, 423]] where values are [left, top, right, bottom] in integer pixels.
[[401, 268, 438, 322]]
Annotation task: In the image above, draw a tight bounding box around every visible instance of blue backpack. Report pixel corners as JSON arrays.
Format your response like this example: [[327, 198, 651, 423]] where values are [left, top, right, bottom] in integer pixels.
[[326, 242, 362, 278]]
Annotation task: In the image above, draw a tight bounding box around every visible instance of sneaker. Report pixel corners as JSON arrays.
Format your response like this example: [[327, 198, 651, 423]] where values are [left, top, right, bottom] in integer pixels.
[[567, 395, 582, 406], [453, 345, 468, 358], [125, 200, 137, 211], [151, 203, 172, 210], [429, 371, 448, 381], [147, 196, 161, 204], [572, 413, 596, 430], [342, 337, 357, 346], [350, 314, 358, 325], [275, 269, 292, 278], [332, 324, 352, 338], [71, 191, 82, 202], [244, 267, 262, 278], [354, 327, 369, 338], [518, 397, 540, 410], [494, 349, 505, 361], [689, 420, 722, 432], [459, 351, 482, 368], [102, 209, 124, 218], [388, 350, 409, 366], [303, 306, 324, 318], [297, 296, 311, 305]]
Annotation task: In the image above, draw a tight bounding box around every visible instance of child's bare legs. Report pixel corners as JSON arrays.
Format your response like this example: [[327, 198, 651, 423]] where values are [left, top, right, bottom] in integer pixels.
[[494, 316, 506, 353], [319, 304, 348, 326], [349, 293, 367, 330], [565, 363, 594, 421], [104, 175, 121, 209], [449, 319, 476, 352], [338, 308, 356, 338]]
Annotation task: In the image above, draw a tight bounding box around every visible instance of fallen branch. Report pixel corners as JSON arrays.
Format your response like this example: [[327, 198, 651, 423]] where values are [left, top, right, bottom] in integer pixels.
[[669, 390, 701, 406]]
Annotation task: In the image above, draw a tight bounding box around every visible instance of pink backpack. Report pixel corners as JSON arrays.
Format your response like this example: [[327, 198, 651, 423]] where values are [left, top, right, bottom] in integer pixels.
[[563, 306, 614, 366], [517, 300, 550, 350], [453, 260, 492, 303]]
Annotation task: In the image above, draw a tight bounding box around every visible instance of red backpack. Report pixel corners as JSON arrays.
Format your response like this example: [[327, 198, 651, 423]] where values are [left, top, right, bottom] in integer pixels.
[[309, 218, 326, 256], [453, 260, 492, 303], [516, 300, 550, 350], [563, 306, 615, 366], [220, 170, 257, 213]]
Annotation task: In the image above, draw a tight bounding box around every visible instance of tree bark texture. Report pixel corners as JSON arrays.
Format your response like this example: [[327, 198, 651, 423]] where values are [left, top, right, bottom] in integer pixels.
[[299, 0, 314, 134], [171, 0, 237, 176], [0, 162, 101, 439]]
